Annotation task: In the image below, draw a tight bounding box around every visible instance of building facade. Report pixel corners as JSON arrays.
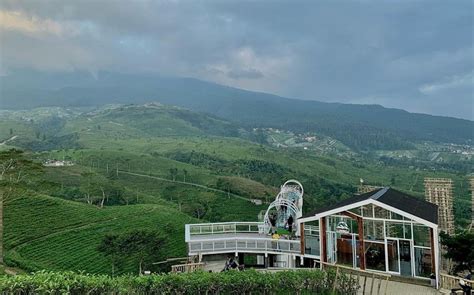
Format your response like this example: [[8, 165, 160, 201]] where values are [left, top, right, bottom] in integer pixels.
[[184, 181, 440, 287]]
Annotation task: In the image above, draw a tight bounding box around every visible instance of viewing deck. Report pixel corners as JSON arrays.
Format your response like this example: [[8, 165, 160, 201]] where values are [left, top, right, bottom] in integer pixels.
[[185, 222, 301, 256]]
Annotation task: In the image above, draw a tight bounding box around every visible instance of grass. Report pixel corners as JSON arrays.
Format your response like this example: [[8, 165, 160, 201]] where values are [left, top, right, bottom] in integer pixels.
[[1, 104, 472, 275], [4, 193, 196, 274]]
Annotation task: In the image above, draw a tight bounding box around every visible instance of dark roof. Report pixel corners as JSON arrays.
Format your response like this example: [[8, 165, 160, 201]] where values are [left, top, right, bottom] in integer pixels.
[[301, 187, 438, 225]]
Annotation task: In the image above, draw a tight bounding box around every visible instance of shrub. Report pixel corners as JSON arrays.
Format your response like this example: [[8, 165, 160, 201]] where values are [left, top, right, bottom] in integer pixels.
[[0, 269, 359, 295]]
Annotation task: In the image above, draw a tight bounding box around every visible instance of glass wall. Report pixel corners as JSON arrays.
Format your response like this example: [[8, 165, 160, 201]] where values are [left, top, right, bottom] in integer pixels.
[[414, 247, 432, 277], [365, 241, 385, 271], [322, 205, 434, 278]]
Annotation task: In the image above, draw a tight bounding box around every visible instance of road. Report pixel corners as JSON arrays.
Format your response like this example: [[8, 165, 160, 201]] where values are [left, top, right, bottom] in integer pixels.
[[118, 170, 259, 203]]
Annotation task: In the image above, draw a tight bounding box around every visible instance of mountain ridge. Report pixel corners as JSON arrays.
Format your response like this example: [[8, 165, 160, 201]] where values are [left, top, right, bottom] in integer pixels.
[[1, 70, 472, 150]]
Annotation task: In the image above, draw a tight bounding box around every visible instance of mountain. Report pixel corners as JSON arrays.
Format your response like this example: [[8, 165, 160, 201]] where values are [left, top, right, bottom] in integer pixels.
[[1, 70, 472, 150]]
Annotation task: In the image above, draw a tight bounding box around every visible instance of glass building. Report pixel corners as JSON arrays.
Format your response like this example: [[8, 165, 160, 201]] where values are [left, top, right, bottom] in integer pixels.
[[299, 187, 439, 286]]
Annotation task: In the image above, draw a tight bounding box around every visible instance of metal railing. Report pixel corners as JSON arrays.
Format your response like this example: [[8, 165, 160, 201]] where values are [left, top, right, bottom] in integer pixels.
[[171, 262, 204, 273], [188, 237, 301, 255], [185, 222, 267, 241], [440, 273, 473, 291]]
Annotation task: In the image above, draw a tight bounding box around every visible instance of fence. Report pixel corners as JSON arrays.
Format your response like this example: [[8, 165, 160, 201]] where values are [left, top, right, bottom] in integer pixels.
[[440, 273, 473, 292], [188, 237, 301, 256], [186, 222, 266, 241], [321, 262, 391, 295], [171, 262, 205, 273]]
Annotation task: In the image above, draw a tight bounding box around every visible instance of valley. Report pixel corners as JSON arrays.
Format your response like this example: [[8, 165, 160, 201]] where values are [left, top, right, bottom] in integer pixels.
[[0, 103, 472, 275]]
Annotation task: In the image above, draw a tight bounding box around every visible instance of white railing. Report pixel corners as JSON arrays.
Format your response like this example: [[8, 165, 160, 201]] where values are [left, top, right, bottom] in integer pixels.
[[304, 225, 319, 236], [171, 262, 205, 273], [188, 237, 301, 255], [185, 222, 267, 241]]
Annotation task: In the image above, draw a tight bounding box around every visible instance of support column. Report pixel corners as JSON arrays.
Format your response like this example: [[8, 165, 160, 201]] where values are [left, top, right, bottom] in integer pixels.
[[358, 216, 366, 270], [431, 227, 439, 288], [300, 222, 305, 255], [321, 217, 327, 263]]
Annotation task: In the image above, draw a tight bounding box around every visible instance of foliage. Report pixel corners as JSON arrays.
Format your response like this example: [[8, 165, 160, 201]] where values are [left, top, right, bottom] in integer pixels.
[[98, 230, 166, 275], [4, 193, 194, 274], [440, 232, 474, 274], [0, 269, 359, 295]]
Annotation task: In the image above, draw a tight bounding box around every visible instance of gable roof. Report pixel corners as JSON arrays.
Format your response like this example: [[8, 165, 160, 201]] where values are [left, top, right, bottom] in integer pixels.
[[301, 187, 438, 225]]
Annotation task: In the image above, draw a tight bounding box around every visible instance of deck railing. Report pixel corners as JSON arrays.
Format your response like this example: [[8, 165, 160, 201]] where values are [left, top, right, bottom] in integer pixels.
[[171, 262, 205, 273], [440, 273, 473, 291], [322, 262, 391, 295], [185, 222, 267, 241], [188, 237, 301, 255]]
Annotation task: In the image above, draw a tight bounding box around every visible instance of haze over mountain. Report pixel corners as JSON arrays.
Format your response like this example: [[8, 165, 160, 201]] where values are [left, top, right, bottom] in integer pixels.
[[1, 1, 472, 119], [1, 70, 472, 150]]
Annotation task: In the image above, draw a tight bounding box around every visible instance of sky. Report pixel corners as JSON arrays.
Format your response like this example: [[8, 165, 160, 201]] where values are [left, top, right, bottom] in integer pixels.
[[0, 0, 473, 120]]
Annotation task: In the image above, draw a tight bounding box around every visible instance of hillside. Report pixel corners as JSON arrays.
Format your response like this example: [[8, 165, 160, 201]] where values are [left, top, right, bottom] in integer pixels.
[[4, 189, 195, 274], [1, 70, 472, 150], [0, 104, 472, 275]]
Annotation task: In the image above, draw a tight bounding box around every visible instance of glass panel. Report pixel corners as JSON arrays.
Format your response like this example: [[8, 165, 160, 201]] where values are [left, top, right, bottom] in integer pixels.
[[387, 239, 399, 273], [391, 212, 404, 220], [414, 247, 432, 278], [327, 231, 337, 263], [374, 206, 389, 219], [386, 222, 404, 238], [337, 235, 354, 267], [365, 242, 386, 271], [399, 240, 412, 276], [362, 205, 373, 217], [304, 236, 320, 256], [364, 220, 384, 241], [403, 224, 412, 240], [413, 226, 431, 247], [349, 207, 362, 216]]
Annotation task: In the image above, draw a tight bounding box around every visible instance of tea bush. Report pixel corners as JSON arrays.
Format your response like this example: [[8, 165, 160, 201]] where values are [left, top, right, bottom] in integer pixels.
[[0, 269, 359, 294]]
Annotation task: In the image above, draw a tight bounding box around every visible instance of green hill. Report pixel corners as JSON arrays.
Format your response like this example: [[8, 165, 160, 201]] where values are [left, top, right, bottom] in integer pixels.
[[0, 103, 472, 275], [1, 70, 472, 150], [5, 192, 195, 274]]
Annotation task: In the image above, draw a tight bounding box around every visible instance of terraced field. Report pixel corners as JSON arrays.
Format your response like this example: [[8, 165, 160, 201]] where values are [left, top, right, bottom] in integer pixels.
[[4, 193, 195, 274]]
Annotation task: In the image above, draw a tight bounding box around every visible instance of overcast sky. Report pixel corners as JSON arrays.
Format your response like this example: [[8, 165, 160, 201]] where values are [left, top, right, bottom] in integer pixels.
[[0, 0, 472, 119]]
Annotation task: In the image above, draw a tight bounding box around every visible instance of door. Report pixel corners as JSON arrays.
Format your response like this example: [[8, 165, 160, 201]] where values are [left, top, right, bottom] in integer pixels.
[[387, 239, 399, 273], [327, 231, 337, 263], [399, 240, 412, 276]]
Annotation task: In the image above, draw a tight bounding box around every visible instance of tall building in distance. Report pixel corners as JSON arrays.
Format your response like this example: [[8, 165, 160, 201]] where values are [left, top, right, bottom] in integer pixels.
[[424, 178, 454, 235]]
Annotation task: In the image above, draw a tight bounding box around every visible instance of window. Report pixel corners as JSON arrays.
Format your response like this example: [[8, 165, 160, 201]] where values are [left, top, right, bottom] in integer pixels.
[[413, 225, 431, 247], [374, 206, 389, 219], [363, 220, 384, 241], [414, 247, 432, 277], [362, 205, 373, 217], [386, 222, 412, 239], [365, 242, 385, 271]]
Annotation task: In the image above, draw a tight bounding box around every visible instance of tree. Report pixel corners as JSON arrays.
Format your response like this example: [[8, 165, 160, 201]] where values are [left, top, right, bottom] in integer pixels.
[[98, 230, 165, 275], [169, 168, 178, 181], [120, 230, 165, 274], [183, 169, 188, 182], [440, 232, 474, 274], [97, 234, 122, 276]]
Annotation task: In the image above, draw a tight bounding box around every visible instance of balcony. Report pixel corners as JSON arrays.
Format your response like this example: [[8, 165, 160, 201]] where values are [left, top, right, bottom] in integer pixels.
[[185, 222, 301, 256]]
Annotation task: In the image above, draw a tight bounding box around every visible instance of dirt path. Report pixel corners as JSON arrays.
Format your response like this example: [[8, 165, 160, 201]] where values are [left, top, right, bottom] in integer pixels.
[[0, 135, 18, 146], [118, 170, 257, 203]]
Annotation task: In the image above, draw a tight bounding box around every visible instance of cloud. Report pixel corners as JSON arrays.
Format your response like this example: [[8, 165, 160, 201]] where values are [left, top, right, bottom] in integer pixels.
[[419, 71, 474, 94], [0, 0, 472, 119], [227, 68, 263, 79]]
